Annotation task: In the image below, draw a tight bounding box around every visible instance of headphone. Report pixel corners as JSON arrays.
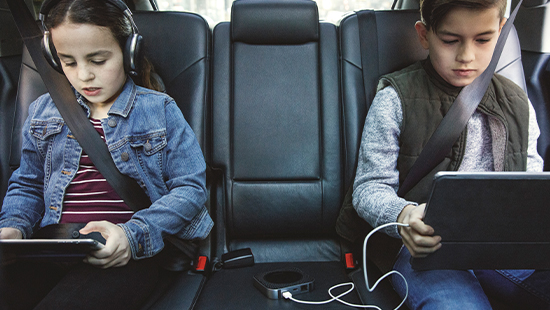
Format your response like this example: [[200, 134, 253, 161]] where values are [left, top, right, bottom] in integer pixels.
[[39, 0, 143, 75]]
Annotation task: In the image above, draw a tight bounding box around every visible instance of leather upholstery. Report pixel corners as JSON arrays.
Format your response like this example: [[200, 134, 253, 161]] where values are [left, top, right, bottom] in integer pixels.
[[0, 56, 22, 201], [211, 0, 343, 258], [195, 1, 359, 308], [8, 47, 47, 171], [133, 12, 211, 161]]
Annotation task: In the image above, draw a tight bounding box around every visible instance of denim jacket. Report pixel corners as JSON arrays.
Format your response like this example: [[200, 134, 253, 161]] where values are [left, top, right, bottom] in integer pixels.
[[0, 78, 213, 259]]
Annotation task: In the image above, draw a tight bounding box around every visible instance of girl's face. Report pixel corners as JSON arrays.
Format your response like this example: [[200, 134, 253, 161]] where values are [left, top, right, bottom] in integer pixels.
[[415, 7, 505, 87], [51, 22, 126, 107]]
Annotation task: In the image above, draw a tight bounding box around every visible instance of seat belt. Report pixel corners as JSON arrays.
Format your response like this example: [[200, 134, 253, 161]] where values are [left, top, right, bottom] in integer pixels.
[[397, 0, 523, 197], [6, 0, 151, 212], [357, 0, 523, 198]]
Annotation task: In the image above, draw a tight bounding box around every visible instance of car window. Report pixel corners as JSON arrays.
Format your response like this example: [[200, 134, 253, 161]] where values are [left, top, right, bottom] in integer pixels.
[[156, 0, 393, 24]]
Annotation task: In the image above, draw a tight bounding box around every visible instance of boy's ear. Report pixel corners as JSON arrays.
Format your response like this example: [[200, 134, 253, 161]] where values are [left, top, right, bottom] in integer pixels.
[[499, 17, 507, 32], [415, 21, 430, 50]]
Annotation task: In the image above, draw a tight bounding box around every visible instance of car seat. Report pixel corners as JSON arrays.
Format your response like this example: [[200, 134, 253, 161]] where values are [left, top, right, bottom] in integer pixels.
[[194, 0, 361, 308]]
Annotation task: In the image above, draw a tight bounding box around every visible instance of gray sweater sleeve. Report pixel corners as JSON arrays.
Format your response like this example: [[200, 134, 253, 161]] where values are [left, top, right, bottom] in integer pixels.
[[527, 100, 544, 172], [352, 86, 414, 238]]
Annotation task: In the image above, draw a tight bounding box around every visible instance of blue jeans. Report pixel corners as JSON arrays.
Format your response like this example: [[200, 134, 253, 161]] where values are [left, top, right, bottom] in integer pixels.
[[392, 247, 550, 310]]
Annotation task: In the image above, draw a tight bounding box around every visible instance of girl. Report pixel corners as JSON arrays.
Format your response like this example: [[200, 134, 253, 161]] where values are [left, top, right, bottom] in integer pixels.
[[0, 0, 213, 309]]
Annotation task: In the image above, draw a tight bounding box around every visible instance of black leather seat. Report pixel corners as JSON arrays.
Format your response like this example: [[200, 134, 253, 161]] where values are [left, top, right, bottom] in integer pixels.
[[194, 0, 360, 308], [339, 9, 528, 310], [4, 10, 212, 310], [132, 11, 212, 310]]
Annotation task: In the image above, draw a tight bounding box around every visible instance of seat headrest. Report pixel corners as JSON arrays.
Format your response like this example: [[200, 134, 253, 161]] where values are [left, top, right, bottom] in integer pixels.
[[231, 0, 319, 44]]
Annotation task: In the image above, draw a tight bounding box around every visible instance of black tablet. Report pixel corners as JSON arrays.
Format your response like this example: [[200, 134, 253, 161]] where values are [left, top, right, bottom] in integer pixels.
[[0, 239, 104, 261], [411, 172, 550, 270]]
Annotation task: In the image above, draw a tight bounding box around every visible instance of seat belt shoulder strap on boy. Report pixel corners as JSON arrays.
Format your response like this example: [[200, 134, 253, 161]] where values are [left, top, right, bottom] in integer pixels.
[[396, 0, 523, 197]]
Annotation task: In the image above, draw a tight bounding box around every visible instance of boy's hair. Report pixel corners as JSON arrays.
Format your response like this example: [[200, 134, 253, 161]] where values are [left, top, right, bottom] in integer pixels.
[[420, 0, 507, 31], [46, 0, 163, 92]]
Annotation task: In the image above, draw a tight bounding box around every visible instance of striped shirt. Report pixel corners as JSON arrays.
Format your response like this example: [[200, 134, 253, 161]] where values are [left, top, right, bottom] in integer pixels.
[[61, 118, 134, 224]]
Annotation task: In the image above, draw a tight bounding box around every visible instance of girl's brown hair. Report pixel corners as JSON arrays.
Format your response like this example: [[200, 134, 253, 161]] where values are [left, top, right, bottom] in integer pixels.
[[45, 0, 163, 91]]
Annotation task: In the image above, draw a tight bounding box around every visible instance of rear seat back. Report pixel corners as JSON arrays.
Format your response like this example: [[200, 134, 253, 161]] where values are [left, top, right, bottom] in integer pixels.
[[133, 11, 212, 160], [210, 0, 343, 263], [339, 10, 427, 188]]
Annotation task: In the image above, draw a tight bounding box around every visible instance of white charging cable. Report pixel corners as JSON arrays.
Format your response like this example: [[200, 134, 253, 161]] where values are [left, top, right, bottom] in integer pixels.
[[362, 222, 410, 310], [282, 222, 410, 310]]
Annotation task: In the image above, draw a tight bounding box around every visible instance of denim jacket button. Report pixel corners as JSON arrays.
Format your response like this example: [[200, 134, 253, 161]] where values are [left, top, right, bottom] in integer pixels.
[[121, 152, 129, 161], [144, 142, 152, 152], [108, 119, 117, 128]]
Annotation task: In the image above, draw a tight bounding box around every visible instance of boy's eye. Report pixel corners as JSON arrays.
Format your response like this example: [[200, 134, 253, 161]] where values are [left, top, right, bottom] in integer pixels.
[[442, 39, 458, 45], [476, 39, 491, 44], [63, 62, 76, 67], [91, 60, 106, 65]]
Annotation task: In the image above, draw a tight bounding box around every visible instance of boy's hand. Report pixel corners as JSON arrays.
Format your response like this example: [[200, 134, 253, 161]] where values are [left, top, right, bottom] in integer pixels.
[[397, 204, 442, 257], [80, 221, 132, 268], [0, 227, 23, 239]]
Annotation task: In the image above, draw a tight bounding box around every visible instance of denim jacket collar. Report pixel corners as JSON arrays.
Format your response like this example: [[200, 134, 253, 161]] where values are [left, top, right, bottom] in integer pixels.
[[74, 77, 137, 119]]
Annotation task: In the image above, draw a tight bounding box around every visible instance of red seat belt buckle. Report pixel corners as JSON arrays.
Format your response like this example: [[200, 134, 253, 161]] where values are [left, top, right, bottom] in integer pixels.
[[345, 253, 356, 269], [195, 256, 208, 272]]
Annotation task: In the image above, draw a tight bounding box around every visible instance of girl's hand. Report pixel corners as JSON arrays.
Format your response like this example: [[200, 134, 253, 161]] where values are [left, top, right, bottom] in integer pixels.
[[0, 227, 23, 239], [80, 221, 132, 268], [397, 203, 442, 257]]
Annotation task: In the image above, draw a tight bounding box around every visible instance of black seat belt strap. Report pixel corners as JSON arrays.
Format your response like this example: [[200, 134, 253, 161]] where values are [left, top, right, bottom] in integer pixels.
[[396, 0, 524, 197], [6, 0, 151, 211]]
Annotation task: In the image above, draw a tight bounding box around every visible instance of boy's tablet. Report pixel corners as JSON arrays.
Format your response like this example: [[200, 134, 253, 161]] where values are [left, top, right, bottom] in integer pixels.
[[0, 239, 104, 261], [411, 172, 550, 270]]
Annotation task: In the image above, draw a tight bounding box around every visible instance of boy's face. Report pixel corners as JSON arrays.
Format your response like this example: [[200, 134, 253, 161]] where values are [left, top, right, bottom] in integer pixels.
[[415, 7, 506, 87], [51, 22, 126, 108]]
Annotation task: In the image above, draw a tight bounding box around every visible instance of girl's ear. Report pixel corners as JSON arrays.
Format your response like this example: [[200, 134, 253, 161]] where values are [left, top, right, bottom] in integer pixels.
[[415, 21, 430, 50]]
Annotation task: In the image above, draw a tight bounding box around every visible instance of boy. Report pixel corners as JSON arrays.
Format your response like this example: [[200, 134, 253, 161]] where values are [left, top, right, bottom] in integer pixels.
[[352, 0, 549, 308]]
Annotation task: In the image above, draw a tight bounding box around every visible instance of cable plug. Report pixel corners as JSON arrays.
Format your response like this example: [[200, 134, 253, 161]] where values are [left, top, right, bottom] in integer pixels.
[[282, 291, 292, 300]]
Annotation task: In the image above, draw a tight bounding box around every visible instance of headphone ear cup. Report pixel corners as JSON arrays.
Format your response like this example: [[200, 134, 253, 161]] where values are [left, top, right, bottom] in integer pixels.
[[41, 31, 64, 74], [124, 33, 143, 76]]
